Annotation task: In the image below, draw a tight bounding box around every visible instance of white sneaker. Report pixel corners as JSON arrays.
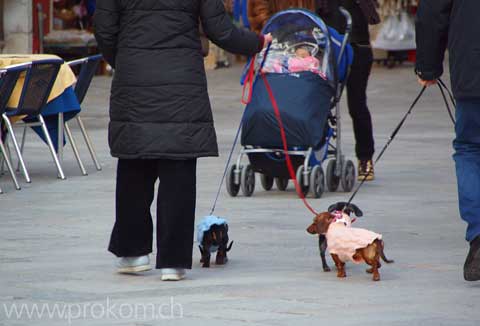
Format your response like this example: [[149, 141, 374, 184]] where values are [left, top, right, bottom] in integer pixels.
[[117, 255, 151, 274], [160, 268, 186, 281]]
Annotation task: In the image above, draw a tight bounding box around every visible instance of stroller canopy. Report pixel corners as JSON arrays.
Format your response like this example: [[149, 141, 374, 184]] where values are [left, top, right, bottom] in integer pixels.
[[256, 9, 352, 83]]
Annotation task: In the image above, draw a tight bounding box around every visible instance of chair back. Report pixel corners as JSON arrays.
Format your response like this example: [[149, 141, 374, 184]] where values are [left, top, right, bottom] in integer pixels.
[[14, 59, 63, 117], [0, 63, 30, 116], [68, 55, 102, 104]]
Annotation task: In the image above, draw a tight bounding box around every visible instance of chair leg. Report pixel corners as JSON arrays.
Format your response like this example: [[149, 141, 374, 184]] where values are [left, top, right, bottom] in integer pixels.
[[0, 139, 21, 190], [38, 115, 66, 180], [17, 126, 27, 172], [64, 122, 87, 176], [2, 114, 31, 183], [76, 116, 102, 171]]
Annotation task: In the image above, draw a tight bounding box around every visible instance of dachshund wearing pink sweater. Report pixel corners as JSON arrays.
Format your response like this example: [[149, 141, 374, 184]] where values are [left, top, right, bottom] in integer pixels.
[[307, 203, 394, 281]]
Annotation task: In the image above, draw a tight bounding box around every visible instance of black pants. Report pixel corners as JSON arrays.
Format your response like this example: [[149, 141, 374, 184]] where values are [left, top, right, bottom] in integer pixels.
[[109, 159, 197, 269], [346, 44, 375, 161]]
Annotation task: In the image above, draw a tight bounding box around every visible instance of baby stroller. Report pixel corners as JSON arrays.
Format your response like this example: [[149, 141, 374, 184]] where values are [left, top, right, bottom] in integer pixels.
[[227, 8, 355, 199]]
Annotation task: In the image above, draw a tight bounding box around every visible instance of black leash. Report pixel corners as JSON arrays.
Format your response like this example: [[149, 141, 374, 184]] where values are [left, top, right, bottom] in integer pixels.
[[345, 78, 458, 207], [437, 78, 456, 125], [346, 86, 427, 207]]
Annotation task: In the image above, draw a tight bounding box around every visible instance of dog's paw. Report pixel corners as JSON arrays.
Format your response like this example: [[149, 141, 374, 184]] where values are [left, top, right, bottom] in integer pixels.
[[323, 266, 331, 272]]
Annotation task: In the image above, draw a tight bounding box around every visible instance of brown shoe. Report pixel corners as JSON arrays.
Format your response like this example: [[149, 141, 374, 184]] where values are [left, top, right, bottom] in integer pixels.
[[358, 160, 375, 181]]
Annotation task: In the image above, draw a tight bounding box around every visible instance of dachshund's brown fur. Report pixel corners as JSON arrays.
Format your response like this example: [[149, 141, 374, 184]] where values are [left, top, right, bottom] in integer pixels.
[[307, 213, 394, 281]]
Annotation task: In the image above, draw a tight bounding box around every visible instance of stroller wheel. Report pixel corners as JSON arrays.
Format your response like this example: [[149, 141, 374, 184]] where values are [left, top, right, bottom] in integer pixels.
[[326, 160, 340, 192], [275, 177, 289, 191], [241, 164, 256, 197], [260, 174, 274, 191], [296, 165, 310, 197], [226, 164, 240, 197], [310, 165, 325, 198], [341, 160, 356, 192]]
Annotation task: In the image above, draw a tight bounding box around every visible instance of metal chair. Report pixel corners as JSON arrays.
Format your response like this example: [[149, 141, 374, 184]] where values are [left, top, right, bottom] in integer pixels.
[[0, 67, 25, 192], [1, 59, 65, 181], [66, 54, 103, 171]]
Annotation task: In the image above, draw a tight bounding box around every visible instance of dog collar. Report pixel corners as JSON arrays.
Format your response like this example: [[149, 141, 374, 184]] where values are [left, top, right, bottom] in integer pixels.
[[332, 211, 348, 226]]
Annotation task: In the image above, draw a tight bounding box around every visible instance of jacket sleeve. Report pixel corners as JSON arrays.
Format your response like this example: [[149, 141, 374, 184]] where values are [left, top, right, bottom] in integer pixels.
[[200, 0, 263, 56], [415, 0, 453, 81], [94, 0, 120, 68]]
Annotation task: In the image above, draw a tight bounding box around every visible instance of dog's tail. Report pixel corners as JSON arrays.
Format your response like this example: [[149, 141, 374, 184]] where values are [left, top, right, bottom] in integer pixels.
[[379, 240, 394, 264], [226, 241, 234, 252]]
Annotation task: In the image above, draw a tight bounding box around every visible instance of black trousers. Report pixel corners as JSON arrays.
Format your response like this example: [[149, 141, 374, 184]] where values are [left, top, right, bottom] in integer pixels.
[[346, 44, 375, 161], [109, 158, 197, 269]]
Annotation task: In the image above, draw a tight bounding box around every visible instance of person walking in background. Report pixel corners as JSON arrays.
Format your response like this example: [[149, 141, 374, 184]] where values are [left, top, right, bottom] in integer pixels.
[[317, 0, 380, 181], [94, 0, 270, 281], [416, 0, 480, 282]]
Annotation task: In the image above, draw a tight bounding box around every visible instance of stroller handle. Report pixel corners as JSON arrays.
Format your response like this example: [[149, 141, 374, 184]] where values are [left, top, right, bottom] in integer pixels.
[[337, 7, 353, 65]]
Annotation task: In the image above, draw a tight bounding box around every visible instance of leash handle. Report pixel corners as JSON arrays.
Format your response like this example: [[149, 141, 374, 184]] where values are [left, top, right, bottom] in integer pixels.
[[437, 78, 456, 125], [241, 58, 256, 105], [241, 44, 272, 105]]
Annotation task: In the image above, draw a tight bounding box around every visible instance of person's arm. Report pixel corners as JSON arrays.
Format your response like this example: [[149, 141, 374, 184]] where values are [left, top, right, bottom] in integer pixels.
[[200, 0, 265, 56], [415, 0, 453, 85], [93, 0, 120, 68]]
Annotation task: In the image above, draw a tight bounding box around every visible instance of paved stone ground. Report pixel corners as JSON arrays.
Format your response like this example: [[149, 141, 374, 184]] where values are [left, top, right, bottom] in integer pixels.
[[1, 63, 479, 326]]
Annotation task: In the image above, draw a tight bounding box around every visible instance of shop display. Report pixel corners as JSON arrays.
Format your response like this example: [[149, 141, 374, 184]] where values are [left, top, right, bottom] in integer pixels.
[[373, 0, 417, 51], [43, 0, 97, 59]]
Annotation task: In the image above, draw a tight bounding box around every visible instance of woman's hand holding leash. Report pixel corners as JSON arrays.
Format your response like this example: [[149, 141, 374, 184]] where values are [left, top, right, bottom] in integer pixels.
[[263, 33, 273, 48]]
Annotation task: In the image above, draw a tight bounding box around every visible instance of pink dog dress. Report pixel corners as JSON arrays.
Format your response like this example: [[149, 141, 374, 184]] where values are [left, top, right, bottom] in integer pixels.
[[326, 212, 382, 264]]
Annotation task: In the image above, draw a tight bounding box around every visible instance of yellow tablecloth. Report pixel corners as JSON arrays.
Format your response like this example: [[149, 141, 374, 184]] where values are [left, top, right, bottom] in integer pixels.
[[0, 54, 77, 108]]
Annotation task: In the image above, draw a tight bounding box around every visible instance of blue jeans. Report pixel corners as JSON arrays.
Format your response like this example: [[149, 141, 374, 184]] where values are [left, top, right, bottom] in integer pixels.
[[454, 99, 480, 242]]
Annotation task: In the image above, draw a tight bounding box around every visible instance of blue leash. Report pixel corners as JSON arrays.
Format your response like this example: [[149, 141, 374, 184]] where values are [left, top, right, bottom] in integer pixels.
[[208, 46, 271, 216], [209, 117, 244, 216]]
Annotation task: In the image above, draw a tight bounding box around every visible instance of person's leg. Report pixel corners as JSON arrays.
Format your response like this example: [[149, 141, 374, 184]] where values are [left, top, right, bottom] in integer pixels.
[[453, 99, 480, 281], [109, 159, 157, 258], [454, 100, 480, 241], [155, 159, 197, 269], [346, 44, 375, 176]]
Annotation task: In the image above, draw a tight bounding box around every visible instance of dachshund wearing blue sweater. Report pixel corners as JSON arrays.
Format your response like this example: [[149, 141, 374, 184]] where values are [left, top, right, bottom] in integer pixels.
[[197, 216, 233, 268]]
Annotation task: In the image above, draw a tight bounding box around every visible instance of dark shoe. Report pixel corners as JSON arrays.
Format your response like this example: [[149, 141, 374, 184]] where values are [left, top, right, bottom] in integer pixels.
[[358, 160, 375, 181], [464, 236, 480, 281]]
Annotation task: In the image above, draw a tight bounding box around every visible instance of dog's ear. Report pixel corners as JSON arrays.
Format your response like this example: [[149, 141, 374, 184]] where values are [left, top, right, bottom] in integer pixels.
[[349, 204, 363, 217], [327, 203, 336, 213], [307, 223, 317, 235], [317, 213, 335, 234], [328, 202, 350, 213]]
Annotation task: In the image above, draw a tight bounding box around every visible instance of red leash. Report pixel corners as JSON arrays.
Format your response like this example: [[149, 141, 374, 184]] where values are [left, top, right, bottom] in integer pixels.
[[260, 72, 319, 216]]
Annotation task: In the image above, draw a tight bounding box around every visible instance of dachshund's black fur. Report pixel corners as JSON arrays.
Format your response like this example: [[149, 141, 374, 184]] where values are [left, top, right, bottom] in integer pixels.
[[198, 224, 233, 268]]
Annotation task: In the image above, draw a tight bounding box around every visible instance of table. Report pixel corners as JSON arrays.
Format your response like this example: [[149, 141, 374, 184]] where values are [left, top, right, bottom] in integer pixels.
[[0, 54, 81, 161]]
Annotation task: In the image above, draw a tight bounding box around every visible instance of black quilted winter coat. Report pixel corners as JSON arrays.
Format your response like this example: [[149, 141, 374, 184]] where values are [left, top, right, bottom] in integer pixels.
[[416, 0, 480, 100], [94, 0, 262, 159]]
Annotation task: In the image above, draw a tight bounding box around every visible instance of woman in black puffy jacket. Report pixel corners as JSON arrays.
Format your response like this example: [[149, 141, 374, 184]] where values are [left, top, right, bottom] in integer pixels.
[[94, 0, 269, 280]]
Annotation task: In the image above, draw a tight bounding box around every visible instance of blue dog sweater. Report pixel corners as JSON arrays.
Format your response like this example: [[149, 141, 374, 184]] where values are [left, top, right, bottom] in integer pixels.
[[197, 215, 228, 253]]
